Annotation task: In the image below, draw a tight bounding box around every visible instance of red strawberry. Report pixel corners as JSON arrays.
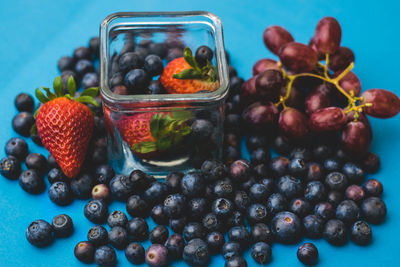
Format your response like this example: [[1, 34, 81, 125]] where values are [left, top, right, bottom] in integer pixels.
[[116, 112, 192, 159], [160, 47, 219, 94], [34, 76, 98, 178]]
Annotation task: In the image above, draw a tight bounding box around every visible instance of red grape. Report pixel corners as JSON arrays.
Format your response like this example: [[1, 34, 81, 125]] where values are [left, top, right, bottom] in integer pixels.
[[278, 108, 309, 139], [280, 85, 305, 110], [263, 26, 294, 55], [342, 121, 371, 157], [255, 69, 284, 102], [252, 58, 280, 76], [334, 71, 361, 97], [346, 111, 373, 139], [361, 89, 400, 118], [305, 84, 332, 115], [279, 42, 318, 73], [309, 107, 347, 132], [242, 101, 279, 130], [239, 76, 257, 104], [308, 37, 325, 60], [328, 47, 355, 71], [313, 16, 342, 54]]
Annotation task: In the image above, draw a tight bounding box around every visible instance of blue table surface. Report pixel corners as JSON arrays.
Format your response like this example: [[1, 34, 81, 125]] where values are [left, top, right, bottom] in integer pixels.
[[1, 0, 400, 266]]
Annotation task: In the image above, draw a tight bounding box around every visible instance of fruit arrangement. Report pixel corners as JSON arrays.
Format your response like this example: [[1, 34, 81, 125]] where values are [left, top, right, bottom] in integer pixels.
[[0, 15, 398, 267]]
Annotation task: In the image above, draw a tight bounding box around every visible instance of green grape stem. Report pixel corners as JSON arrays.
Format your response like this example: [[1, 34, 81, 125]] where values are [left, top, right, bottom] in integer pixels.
[[276, 54, 372, 119]]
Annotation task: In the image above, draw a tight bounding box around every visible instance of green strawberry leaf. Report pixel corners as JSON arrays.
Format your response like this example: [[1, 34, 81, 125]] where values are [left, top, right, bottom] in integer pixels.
[[30, 124, 38, 135], [75, 96, 99, 107], [150, 113, 162, 139], [183, 47, 198, 70], [171, 111, 192, 121], [132, 141, 158, 154], [178, 125, 192, 136], [35, 88, 49, 103], [67, 76, 76, 97], [53, 76, 64, 97], [42, 87, 57, 100], [172, 68, 204, 80], [81, 87, 99, 98], [157, 136, 173, 151], [33, 107, 41, 119]]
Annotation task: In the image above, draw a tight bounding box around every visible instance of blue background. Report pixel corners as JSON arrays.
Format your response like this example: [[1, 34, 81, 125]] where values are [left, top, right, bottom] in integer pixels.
[[1, 0, 399, 266]]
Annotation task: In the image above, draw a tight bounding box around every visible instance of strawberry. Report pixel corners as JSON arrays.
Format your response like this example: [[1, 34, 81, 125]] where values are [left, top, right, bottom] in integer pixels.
[[160, 47, 220, 94], [116, 111, 192, 159], [33, 76, 98, 178]]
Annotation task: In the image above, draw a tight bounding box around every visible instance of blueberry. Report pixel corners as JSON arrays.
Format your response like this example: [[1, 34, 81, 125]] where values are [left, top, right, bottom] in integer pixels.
[[188, 198, 208, 220], [277, 175, 302, 199], [150, 204, 168, 225], [271, 211, 302, 244], [47, 168, 67, 184], [201, 159, 226, 182], [126, 195, 149, 218], [61, 70, 78, 90], [234, 191, 250, 212], [74, 241, 95, 263], [312, 143, 332, 160], [18, 169, 44, 194], [129, 169, 155, 191], [107, 210, 128, 228], [191, 119, 214, 140], [361, 152, 380, 173], [30, 131, 42, 146], [183, 222, 206, 242], [267, 193, 287, 215], [225, 114, 241, 134], [222, 241, 241, 260], [327, 190, 344, 207], [273, 135, 292, 155], [306, 162, 324, 181], [87, 225, 108, 246], [361, 197, 387, 224], [144, 54, 164, 76], [225, 211, 245, 229], [269, 156, 290, 177], [325, 172, 347, 191], [92, 184, 110, 201], [345, 184, 365, 203], [94, 245, 117, 266], [212, 198, 233, 219], [166, 47, 184, 62], [12, 112, 35, 136], [228, 226, 250, 250], [213, 179, 234, 199], [81, 72, 99, 89], [150, 225, 169, 244], [183, 238, 210, 266], [124, 68, 149, 93], [70, 173, 94, 199], [289, 158, 307, 177], [202, 212, 222, 232], [26, 219, 54, 247], [303, 214, 324, 239], [75, 59, 94, 78], [118, 52, 143, 73], [48, 182, 72, 206], [109, 174, 133, 201], [165, 233, 185, 260], [195, 45, 213, 67], [334, 148, 351, 163], [109, 72, 124, 88], [350, 220, 372, 245], [363, 179, 383, 197], [250, 148, 270, 165], [164, 171, 183, 193], [289, 198, 311, 218], [89, 36, 100, 57], [25, 153, 47, 174], [297, 243, 318, 265], [74, 46, 91, 60], [342, 162, 364, 184], [148, 43, 168, 58], [239, 176, 257, 192], [323, 158, 342, 172], [126, 217, 149, 241], [108, 226, 129, 250], [148, 80, 166, 94], [260, 178, 274, 192], [248, 183, 269, 203], [225, 256, 248, 267], [84, 199, 108, 223], [144, 181, 169, 205], [47, 154, 58, 169], [229, 159, 252, 183], [51, 214, 73, 237], [169, 217, 187, 234], [251, 242, 271, 264], [314, 202, 335, 221], [89, 146, 107, 165], [125, 242, 145, 264], [181, 172, 205, 198], [163, 194, 186, 219], [246, 135, 268, 152], [206, 232, 225, 254], [5, 138, 28, 161], [304, 181, 326, 203], [57, 56, 75, 72], [224, 146, 240, 165], [134, 47, 149, 61], [247, 203, 269, 225], [290, 147, 312, 161], [323, 219, 348, 245]]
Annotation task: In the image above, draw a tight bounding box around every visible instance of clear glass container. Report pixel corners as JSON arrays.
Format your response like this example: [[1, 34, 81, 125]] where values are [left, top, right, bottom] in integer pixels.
[[100, 11, 229, 177]]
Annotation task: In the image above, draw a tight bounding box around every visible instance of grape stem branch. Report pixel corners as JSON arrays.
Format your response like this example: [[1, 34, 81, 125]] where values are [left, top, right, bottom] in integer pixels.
[[276, 54, 372, 120]]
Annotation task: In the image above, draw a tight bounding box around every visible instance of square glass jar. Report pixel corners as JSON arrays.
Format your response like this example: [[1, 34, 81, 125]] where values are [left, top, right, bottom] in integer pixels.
[[100, 11, 229, 177]]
